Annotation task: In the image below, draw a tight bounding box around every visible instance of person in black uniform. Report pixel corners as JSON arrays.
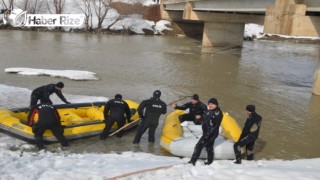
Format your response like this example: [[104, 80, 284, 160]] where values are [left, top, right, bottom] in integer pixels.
[[132, 90, 167, 144], [27, 100, 69, 150], [171, 94, 207, 125], [234, 105, 262, 164], [100, 94, 132, 140], [30, 82, 70, 107], [188, 98, 223, 166]]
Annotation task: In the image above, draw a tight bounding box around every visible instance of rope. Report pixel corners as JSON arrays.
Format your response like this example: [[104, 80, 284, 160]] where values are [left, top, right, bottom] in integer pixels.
[[108, 163, 184, 180]]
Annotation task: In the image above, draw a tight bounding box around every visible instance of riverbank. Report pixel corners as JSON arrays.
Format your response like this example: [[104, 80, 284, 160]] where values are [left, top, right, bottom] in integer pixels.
[[1, 22, 319, 45], [258, 34, 320, 45]]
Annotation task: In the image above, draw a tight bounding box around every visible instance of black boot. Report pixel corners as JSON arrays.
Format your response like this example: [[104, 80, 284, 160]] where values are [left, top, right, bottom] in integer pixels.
[[204, 158, 213, 165], [234, 158, 241, 164], [116, 132, 123, 138], [100, 134, 107, 140], [188, 158, 196, 166], [132, 139, 140, 144], [205, 151, 214, 165]]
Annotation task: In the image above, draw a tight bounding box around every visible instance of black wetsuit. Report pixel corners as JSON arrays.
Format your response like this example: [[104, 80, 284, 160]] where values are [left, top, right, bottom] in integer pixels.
[[234, 112, 262, 161], [28, 104, 69, 149], [30, 84, 69, 106], [100, 98, 131, 139], [189, 107, 223, 165], [174, 101, 207, 125], [132, 97, 167, 143]]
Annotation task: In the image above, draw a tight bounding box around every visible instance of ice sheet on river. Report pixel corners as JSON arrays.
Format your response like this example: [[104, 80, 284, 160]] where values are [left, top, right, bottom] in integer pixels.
[[5, 67, 99, 81]]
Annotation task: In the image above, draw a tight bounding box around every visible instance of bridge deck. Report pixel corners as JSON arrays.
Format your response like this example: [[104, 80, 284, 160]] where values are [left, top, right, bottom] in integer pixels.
[[163, 0, 320, 13]]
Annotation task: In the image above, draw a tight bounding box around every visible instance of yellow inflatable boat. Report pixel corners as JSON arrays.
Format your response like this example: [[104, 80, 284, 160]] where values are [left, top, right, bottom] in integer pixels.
[[160, 110, 242, 160], [0, 100, 140, 143]]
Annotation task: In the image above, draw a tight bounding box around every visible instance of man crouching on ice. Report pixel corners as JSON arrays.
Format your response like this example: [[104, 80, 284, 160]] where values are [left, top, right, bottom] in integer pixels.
[[28, 99, 69, 150]]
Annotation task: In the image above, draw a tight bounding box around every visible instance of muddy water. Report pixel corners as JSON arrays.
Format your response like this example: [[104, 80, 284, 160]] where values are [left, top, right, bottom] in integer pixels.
[[0, 30, 319, 160]]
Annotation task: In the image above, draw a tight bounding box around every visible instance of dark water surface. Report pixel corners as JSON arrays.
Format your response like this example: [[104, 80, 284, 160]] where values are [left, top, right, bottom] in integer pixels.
[[0, 30, 320, 160]]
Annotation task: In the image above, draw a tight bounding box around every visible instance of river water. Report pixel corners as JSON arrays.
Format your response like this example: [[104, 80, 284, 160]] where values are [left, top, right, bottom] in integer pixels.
[[0, 30, 319, 160]]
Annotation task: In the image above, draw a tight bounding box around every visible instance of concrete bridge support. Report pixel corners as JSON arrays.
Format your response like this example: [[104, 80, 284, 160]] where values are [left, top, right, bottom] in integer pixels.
[[202, 22, 244, 47], [264, 0, 320, 37], [313, 61, 320, 95]]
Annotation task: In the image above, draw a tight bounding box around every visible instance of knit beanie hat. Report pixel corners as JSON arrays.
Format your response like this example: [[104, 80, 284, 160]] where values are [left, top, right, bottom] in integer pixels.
[[191, 94, 199, 101], [208, 98, 218, 106], [56, 82, 64, 88], [246, 105, 255, 112]]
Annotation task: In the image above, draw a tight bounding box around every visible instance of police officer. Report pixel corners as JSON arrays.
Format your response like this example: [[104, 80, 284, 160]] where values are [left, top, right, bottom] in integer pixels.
[[100, 94, 131, 140], [132, 90, 167, 144], [171, 94, 207, 125], [188, 98, 223, 166], [30, 82, 70, 107], [234, 105, 262, 164], [27, 99, 69, 150]]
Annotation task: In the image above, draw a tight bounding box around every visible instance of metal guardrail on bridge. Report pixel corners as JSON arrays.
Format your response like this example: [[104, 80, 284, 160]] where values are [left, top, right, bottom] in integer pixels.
[[162, 0, 320, 13]]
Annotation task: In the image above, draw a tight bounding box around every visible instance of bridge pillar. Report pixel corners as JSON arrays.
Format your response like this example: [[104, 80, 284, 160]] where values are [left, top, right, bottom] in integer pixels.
[[313, 61, 320, 95], [202, 22, 244, 47], [264, 0, 320, 37]]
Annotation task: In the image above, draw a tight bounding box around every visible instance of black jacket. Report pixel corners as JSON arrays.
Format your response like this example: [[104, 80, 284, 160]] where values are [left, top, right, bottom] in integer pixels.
[[201, 107, 223, 136], [27, 104, 61, 126], [239, 112, 262, 140], [175, 101, 207, 119], [104, 98, 131, 122], [138, 97, 167, 120], [32, 84, 68, 104]]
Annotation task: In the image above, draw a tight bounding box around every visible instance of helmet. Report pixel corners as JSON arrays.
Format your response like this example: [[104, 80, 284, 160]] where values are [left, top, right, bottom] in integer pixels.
[[115, 94, 122, 99], [153, 90, 161, 99]]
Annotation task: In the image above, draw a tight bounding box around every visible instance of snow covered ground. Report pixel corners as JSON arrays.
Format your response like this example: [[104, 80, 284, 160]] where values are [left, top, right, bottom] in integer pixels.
[[0, 133, 320, 180], [1, 83, 320, 180]]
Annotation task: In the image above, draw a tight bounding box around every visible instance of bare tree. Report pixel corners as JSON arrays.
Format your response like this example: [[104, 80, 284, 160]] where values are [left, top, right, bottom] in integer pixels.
[[1, 0, 14, 10], [93, 0, 111, 30], [77, 0, 93, 31], [8, 0, 13, 9], [46, 0, 65, 14], [21, 0, 44, 13], [104, 14, 124, 31]]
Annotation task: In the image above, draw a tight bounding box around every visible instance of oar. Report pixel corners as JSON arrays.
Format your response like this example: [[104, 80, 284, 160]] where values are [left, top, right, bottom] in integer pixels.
[[167, 95, 191, 106], [108, 120, 138, 137], [109, 96, 191, 137]]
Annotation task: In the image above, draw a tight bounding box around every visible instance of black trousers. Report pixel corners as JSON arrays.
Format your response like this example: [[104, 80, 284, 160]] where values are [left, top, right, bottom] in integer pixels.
[[30, 92, 52, 106], [233, 135, 256, 161], [32, 123, 69, 149], [179, 114, 201, 125], [100, 118, 125, 139], [133, 117, 158, 143], [190, 133, 218, 163]]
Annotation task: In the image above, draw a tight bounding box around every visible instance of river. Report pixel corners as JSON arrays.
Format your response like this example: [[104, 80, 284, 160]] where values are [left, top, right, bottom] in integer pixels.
[[0, 30, 319, 160]]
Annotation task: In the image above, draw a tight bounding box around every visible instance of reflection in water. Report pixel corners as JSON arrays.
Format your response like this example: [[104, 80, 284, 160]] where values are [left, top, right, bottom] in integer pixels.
[[0, 30, 320, 160]]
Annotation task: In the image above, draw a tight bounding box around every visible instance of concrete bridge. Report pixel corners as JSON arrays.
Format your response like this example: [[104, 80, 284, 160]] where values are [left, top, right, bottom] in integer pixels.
[[161, 0, 320, 46], [161, 0, 320, 95]]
